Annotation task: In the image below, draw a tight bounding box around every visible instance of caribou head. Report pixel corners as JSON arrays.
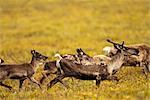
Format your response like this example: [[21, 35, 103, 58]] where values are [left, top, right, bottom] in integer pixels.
[[106, 39, 139, 56]]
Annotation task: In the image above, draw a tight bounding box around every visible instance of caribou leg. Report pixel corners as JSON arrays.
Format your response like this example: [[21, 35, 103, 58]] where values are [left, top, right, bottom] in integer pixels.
[[0, 82, 12, 90], [58, 79, 69, 88], [28, 77, 41, 89], [107, 75, 119, 81], [96, 74, 101, 87], [142, 62, 149, 78], [40, 72, 51, 84], [47, 74, 65, 89], [19, 79, 26, 91], [143, 66, 150, 79]]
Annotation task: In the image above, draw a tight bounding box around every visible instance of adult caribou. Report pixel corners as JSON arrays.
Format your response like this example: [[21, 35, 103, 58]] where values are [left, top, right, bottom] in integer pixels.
[[103, 40, 150, 78], [47, 40, 139, 89]]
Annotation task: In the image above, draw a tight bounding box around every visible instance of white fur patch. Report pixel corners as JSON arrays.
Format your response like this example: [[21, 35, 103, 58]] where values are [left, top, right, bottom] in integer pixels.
[[103, 46, 112, 54], [56, 60, 61, 69], [107, 55, 124, 75], [93, 55, 111, 61], [55, 53, 62, 59], [55, 53, 64, 74], [56, 60, 64, 74], [39, 62, 44, 65]]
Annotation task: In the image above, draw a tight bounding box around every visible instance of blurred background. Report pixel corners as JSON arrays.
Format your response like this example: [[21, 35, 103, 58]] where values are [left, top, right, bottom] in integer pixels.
[[0, 0, 149, 99]]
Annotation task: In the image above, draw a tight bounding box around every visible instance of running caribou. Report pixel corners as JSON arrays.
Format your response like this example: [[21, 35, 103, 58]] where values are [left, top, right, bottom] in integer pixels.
[[40, 48, 110, 84], [0, 50, 48, 90], [47, 39, 139, 89], [103, 40, 150, 78], [40, 48, 91, 84]]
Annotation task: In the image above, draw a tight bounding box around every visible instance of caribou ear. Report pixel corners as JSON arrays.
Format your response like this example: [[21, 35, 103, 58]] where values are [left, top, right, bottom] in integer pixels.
[[31, 50, 36, 55], [79, 48, 83, 52], [76, 48, 81, 54]]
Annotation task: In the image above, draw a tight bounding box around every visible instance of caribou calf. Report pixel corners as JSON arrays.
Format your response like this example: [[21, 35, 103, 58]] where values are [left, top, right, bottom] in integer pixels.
[[76, 48, 111, 66], [39, 53, 79, 84], [40, 49, 90, 84], [40, 61, 57, 84], [0, 50, 48, 90]]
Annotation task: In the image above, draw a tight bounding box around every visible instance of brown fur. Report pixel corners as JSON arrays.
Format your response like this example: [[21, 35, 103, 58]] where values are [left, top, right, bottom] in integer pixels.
[[40, 49, 91, 84], [131, 44, 150, 77], [0, 50, 48, 90], [40, 61, 57, 84], [47, 43, 138, 89], [108, 43, 150, 77]]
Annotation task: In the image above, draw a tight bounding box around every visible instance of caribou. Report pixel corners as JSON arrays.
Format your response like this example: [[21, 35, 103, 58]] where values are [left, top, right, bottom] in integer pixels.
[[74, 48, 111, 66], [39, 48, 89, 84], [39, 53, 78, 84], [47, 40, 139, 89], [40, 61, 57, 84], [40, 48, 110, 84], [0, 50, 48, 90], [103, 40, 150, 78], [103, 45, 140, 66]]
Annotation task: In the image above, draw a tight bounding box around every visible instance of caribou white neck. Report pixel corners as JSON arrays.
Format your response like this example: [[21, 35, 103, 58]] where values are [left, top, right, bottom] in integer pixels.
[[107, 52, 125, 75], [55, 53, 64, 74]]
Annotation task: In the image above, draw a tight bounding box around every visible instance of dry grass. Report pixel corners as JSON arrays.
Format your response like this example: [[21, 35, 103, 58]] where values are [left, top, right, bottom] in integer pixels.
[[0, 0, 149, 99]]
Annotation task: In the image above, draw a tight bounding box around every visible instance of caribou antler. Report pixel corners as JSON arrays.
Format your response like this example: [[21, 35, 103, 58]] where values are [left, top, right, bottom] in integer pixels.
[[79, 48, 87, 55], [106, 39, 126, 50], [121, 41, 124, 46], [106, 39, 115, 44], [106, 39, 119, 45], [106, 39, 125, 46]]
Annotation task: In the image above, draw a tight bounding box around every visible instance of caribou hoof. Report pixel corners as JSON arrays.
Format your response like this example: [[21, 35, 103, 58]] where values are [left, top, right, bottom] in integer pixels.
[[8, 87, 12, 90], [112, 76, 119, 82], [107, 76, 119, 82]]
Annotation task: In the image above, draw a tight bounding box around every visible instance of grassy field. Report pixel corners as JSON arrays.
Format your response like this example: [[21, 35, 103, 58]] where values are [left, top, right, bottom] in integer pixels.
[[0, 0, 150, 99]]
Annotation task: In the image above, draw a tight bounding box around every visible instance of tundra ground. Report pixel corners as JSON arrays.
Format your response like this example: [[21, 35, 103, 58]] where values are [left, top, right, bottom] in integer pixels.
[[0, 0, 149, 99]]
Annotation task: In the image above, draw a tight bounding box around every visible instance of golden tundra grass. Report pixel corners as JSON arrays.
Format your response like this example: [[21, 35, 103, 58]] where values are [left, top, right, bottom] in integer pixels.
[[0, 0, 149, 99]]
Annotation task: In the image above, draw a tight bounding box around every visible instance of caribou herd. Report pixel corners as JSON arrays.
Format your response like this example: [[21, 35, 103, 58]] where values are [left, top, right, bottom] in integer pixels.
[[0, 39, 149, 90]]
